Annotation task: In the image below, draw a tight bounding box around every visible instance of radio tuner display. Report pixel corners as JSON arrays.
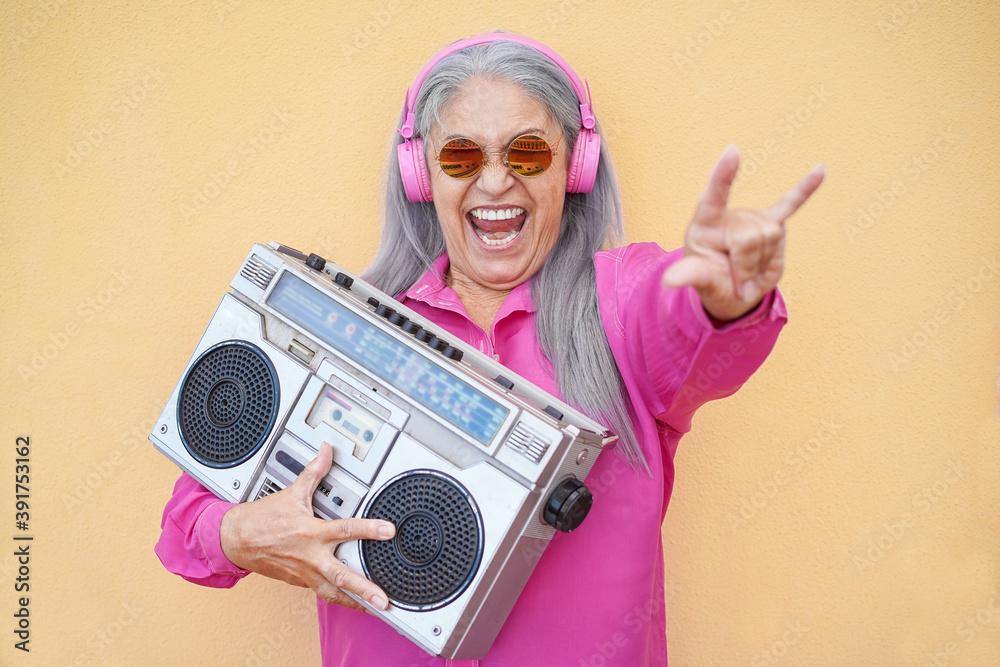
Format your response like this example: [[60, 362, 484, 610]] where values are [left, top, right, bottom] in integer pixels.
[[267, 272, 509, 445]]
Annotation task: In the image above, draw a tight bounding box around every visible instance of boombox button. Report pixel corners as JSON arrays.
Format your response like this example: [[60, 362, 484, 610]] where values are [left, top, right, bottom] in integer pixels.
[[544, 405, 564, 421], [415, 329, 434, 343], [388, 312, 409, 326], [306, 253, 327, 271], [494, 375, 514, 390], [442, 346, 463, 362], [367, 297, 380, 308], [331, 496, 343, 506], [376, 304, 395, 319], [427, 337, 448, 352], [334, 272, 354, 289], [402, 321, 422, 336]]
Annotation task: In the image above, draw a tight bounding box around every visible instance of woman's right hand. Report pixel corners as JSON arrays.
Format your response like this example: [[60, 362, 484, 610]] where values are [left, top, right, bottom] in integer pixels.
[[219, 442, 395, 612]]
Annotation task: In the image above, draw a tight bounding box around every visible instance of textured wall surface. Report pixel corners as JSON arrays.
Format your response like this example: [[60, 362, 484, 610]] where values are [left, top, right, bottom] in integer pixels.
[[1, 1, 997, 665]]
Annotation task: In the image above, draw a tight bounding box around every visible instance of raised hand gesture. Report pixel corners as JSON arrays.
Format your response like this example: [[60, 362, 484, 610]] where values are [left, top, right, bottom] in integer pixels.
[[662, 146, 825, 322]]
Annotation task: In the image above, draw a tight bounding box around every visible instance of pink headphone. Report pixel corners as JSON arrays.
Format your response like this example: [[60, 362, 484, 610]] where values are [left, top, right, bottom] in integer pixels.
[[396, 33, 601, 203]]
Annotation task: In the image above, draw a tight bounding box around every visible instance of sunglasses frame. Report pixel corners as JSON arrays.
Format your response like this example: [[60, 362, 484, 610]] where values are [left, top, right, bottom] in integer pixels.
[[434, 134, 559, 180]]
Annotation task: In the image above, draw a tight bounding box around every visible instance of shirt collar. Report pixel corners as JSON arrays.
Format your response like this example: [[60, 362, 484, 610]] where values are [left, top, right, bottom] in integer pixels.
[[404, 252, 537, 315]]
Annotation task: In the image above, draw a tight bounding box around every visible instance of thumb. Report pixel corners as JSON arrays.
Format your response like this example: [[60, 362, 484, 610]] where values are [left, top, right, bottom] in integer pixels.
[[661, 256, 721, 292], [289, 442, 334, 500]]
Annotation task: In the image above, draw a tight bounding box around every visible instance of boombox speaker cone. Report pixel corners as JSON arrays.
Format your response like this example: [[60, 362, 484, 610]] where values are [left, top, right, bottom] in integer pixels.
[[361, 471, 484, 611], [177, 340, 279, 468]]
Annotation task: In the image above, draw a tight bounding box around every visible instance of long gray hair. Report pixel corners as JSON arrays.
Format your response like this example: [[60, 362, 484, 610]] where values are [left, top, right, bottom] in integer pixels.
[[363, 39, 647, 471]]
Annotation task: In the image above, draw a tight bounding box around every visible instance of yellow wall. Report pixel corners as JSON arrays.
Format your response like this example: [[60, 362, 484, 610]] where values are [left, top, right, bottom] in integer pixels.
[[1, 1, 997, 665]]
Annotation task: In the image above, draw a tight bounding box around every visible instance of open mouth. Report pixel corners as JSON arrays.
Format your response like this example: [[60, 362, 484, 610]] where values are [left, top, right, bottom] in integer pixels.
[[467, 207, 526, 247]]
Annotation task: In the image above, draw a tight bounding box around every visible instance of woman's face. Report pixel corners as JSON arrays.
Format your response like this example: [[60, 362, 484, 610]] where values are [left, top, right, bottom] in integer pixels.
[[426, 77, 568, 293]]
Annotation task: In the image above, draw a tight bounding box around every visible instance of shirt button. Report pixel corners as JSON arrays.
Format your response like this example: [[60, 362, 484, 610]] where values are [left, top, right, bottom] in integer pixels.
[[493, 354, 500, 361]]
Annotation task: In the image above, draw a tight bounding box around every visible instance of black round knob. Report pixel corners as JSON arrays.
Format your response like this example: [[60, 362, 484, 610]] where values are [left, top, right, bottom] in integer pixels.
[[375, 304, 395, 319], [415, 329, 434, 343], [542, 478, 593, 533], [334, 272, 354, 289], [442, 346, 463, 362], [367, 297, 380, 308], [427, 337, 448, 352], [388, 312, 409, 326], [306, 253, 326, 271], [402, 321, 422, 336]]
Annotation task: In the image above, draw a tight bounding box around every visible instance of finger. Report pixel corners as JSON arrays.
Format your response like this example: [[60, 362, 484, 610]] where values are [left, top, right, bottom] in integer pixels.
[[314, 583, 368, 612], [692, 145, 741, 225], [726, 223, 765, 302], [290, 442, 334, 499], [320, 516, 396, 544], [661, 255, 727, 294], [767, 163, 826, 222], [318, 559, 391, 611]]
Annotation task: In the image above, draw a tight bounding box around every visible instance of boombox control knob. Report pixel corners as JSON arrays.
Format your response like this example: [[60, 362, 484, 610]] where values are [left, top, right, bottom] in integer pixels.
[[375, 304, 395, 319], [543, 478, 593, 533], [306, 253, 326, 271], [442, 346, 463, 362], [334, 272, 354, 289]]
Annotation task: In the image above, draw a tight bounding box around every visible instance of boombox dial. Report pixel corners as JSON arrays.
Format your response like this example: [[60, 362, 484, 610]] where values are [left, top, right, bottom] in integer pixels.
[[543, 478, 593, 533]]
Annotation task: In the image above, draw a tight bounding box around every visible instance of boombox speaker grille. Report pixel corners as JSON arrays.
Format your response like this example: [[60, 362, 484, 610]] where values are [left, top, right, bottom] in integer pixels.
[[177, 341, 278, 468], [361, 471, 483, 611]]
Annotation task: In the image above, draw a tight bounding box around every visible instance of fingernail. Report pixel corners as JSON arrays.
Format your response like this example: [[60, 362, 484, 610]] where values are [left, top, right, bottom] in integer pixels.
[[741, 280, 760, 303], [372, 594, 388, 611], [378, 523, 395, 539]]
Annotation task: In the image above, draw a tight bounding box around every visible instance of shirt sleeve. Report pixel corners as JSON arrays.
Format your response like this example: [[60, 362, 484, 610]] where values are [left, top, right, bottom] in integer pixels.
[[596, 242, 787, 435], [154, 473, 252, 587]]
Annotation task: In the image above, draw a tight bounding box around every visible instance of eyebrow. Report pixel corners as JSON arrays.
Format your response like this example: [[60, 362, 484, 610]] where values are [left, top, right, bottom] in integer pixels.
[[441, 128, 550, 145]]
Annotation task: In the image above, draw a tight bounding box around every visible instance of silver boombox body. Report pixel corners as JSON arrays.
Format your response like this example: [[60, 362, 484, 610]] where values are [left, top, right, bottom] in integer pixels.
[[150, 242, 615, 659]]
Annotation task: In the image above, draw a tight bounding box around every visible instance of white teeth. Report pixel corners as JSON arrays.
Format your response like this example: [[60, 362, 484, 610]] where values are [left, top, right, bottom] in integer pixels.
[[468, 207, 525, 247], [470, 207, 524, 220], [475, 227, 520, 246]]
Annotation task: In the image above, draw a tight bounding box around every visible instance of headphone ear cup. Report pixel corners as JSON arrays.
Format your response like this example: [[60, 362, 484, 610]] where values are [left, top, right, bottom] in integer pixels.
[[397, 138, 433, 203], [565, 128, 600, 194]]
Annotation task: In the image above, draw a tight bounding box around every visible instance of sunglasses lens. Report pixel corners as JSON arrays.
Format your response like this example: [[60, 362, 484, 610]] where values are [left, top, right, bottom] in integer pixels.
[[506, 135, 552, 177], [438, 138, 484, 178]]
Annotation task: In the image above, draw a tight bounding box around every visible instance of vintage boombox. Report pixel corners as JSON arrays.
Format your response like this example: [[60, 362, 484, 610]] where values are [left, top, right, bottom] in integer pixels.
[[150, 242, 615, 658]]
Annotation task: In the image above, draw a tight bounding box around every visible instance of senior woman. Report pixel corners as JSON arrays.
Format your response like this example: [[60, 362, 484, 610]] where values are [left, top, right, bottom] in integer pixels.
[[156, 33, 824, 665]]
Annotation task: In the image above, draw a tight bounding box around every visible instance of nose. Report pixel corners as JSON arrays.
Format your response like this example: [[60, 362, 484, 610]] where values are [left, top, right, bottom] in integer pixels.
[[474, 158, 515, 197]]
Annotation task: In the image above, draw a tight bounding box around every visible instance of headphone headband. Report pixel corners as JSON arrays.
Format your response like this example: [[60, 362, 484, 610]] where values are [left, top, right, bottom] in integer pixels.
[[396, 33, 601, 202], [397, 33, 595, 140]]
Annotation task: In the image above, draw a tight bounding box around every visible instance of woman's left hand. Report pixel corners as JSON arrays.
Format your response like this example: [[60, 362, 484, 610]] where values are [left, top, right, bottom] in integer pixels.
[[662, 145, 825, 322]]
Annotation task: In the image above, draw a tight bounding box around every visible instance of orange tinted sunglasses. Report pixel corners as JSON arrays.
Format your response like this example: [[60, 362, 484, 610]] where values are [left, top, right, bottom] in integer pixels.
[[436, 135, 556, 179]]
